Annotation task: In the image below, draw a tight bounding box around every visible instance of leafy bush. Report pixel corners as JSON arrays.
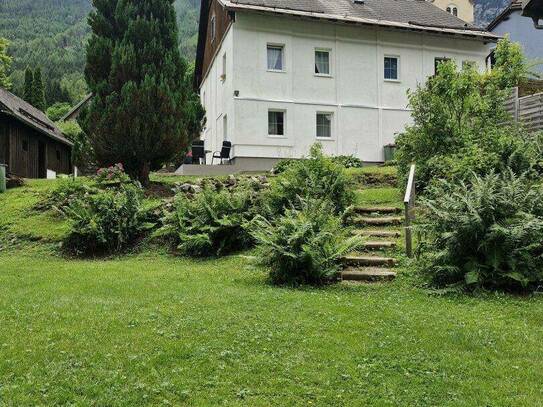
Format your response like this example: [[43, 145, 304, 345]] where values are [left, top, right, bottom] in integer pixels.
[[332, 155, 363, 168], [395, 38, 535, 192], [95, 163, 131, 186], [40, 177, 96, 212], [157, 185, 258, 257], [46, 102, 72, 121], [63, 184, 152, 255], [265, 144, 355, 216], [57, 120, 95, 174], [416, 171, 543, 291], [249, 199, 363, 286], [271, 159, 298, 174]]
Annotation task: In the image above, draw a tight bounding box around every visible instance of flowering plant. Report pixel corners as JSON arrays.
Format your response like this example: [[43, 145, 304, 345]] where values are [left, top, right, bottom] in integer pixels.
[[95, 163, 131, 186]]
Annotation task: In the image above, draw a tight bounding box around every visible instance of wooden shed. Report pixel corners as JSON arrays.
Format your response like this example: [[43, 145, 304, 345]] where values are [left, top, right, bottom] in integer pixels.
[[0, 88, 73, 178]]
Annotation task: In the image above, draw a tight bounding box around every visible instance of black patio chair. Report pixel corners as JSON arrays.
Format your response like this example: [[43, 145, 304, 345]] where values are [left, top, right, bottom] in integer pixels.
[[191, 140, 205, 165], [212, 141, 232, 165]]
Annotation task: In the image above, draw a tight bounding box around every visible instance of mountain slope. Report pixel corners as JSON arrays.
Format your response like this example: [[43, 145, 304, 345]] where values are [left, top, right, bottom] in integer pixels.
[[0, 0, 200, 106]]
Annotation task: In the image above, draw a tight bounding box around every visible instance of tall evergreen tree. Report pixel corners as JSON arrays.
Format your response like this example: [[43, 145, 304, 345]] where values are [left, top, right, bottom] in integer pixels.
[[85, 0, 204, 184], [23, 67, 33, 103], [0, 38, 12, 90], [32, 67, 46, 111]]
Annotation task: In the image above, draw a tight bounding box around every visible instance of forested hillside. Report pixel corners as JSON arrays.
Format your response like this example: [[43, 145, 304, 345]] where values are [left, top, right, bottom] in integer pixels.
[[0, 0, 508, 108], [0, 0, 200, 107]]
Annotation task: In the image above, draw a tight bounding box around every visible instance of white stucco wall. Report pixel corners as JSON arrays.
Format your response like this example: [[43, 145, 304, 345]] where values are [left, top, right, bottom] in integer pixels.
[[200, 12, 491, 163]]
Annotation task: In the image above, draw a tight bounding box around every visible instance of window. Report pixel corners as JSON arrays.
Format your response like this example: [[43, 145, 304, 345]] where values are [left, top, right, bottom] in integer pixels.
[[316, 113, 333, 138], [210, 14, 216, 42], [435, 57, 451, 74], [22, 140, 29, 152], [56, 150, 61, 161], [384, 56, 399, 80], [223, 115, 228, 141], [267, 45, 284, 71], [268, 110, 285, 136], [446, 5, 458, 16], [315, 50, 330, 75]]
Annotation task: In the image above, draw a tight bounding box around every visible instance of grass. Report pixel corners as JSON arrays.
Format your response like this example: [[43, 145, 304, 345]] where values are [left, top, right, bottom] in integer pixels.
[[1, 249, 543, 405], [1, 170, 543, 405], [355, 187, 403, 207]]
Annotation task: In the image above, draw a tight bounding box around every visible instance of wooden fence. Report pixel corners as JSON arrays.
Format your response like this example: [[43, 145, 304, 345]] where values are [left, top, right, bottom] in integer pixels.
[[505, 87, 543, 133]]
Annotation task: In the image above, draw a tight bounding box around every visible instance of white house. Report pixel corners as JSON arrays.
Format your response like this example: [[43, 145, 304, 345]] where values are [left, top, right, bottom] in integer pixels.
[[194, 0, 499, 170]]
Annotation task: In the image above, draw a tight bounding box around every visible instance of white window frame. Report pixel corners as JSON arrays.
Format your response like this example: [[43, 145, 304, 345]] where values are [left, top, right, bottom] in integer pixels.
[[316, 112, 334, 140], [267, 44, 285, 72], [314, 48, 332, 77], [268, 109, 286, 138], [384, 55, 400, 82]]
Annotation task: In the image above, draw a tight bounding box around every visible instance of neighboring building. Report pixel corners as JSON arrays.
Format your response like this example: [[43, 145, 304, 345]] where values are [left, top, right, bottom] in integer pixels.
[[430, 0, 475, 23], [61, 93, 92, 122], [488, 0, 543, 72], [0, 88, 72, 178], [195, 0, 498, 169], [522, 0, 543, 27]]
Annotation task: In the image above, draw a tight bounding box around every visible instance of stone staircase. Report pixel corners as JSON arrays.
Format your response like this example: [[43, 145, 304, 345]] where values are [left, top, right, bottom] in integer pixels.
[[341, 206, 402, 283]]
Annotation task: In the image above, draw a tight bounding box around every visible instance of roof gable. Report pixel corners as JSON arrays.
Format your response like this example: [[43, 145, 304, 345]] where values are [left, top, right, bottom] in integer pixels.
[[0, 88, 73, 147]]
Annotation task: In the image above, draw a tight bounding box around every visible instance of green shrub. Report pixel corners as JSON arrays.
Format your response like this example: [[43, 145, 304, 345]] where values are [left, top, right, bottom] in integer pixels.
[[332, 155, 363, 168], [95, 163, 131, 186], [63, 184, 152, 256], [395, 38, 535, 192], [57, 120, 95, 174], [40, 177, 96, 212], [157, 185, 258, 257], [271, 159, 298, 174], [416, 171, 543, 291], [249, 199, 363, 286], [265, 144, 355, 216], [46, 102, 72, 122]]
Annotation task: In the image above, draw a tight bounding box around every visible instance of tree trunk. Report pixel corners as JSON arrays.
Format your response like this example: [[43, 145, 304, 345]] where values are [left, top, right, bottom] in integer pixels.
[[139, 161, 151, 187]]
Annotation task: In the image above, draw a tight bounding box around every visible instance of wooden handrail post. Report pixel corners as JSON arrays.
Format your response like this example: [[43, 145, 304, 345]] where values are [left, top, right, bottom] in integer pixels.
[[403, 164, 416, 258]]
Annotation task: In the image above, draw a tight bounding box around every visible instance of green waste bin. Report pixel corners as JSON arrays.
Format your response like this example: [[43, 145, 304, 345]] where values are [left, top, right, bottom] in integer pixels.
[[0, 164, 6, 193], [383, 144, 396, 162]]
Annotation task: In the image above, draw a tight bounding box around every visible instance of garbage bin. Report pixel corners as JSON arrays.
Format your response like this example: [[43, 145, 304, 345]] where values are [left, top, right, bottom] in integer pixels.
[[383, 144, 396, 162], [0, 164, 7, 193]]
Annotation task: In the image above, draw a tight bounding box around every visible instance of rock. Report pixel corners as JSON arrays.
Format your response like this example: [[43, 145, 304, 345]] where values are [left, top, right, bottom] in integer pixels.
[[258, 175, 268, 184], [179, 183, 192, 192], [192, 185, 202, 194], [225, 175, 237, 186]]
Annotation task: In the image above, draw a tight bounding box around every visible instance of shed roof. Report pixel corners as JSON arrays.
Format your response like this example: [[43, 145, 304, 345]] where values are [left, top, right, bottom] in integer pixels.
[[0, 87, 73, 147]]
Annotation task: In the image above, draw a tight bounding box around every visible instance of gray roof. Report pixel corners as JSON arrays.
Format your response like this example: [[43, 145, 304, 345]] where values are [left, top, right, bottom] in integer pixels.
[[222, 0, 498, 39], [0, 87, 72, 147], [61, 93, 92, 122]]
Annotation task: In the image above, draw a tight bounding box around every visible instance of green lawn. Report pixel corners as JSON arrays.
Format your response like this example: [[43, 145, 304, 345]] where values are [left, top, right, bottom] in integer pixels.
[[1, 173, 543, 405]]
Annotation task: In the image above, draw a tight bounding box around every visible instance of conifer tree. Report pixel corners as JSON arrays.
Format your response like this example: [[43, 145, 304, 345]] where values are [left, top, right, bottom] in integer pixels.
[[0, 38, 12, 90], [84, 0, 204, 185], [32, 67, 46, 111], [23, 67, 34, 103]]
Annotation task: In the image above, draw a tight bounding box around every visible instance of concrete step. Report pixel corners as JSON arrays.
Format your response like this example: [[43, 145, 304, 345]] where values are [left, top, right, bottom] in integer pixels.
[[355, 216, 403, 226], [362, 241, 397, 250], [357, 230, 401, 238], [341, 255, 397, 268], [342, 267, 397, 282], [354, 206, 402, 215]]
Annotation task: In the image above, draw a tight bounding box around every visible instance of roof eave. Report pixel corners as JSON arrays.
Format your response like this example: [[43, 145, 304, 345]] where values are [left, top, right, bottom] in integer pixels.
[[220, 0, 499, 42]]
